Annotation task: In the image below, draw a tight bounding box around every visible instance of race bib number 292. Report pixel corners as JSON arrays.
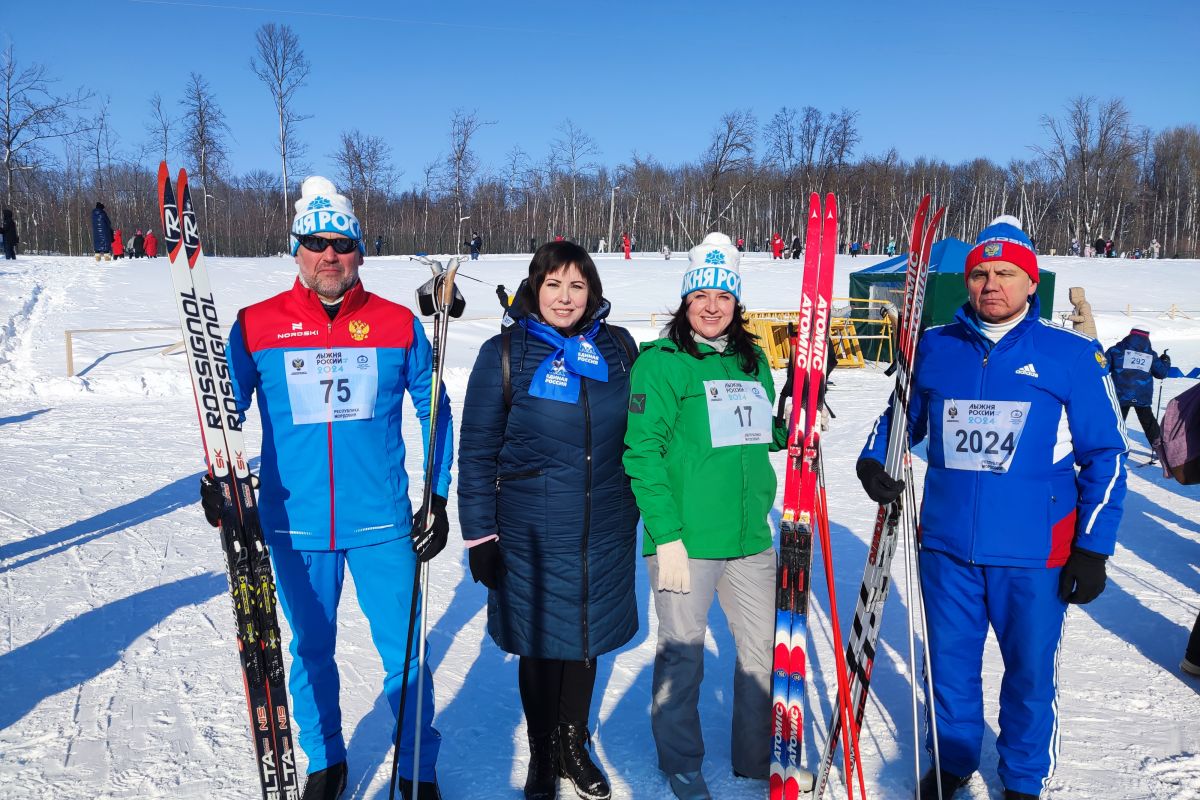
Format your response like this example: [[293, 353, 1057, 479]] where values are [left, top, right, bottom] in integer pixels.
[[284, 348, 379, 425]]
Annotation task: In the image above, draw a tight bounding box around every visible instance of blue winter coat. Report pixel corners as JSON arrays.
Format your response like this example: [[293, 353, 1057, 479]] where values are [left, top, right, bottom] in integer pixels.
[[1105, 331, 1169, 407], [91, 207, 113, 253], [862, 295, 1128, 565], [457, 298, 639, 660]]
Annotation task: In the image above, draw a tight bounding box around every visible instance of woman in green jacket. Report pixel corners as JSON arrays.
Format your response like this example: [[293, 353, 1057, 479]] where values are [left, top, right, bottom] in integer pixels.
[[624, 232, 782, 800]]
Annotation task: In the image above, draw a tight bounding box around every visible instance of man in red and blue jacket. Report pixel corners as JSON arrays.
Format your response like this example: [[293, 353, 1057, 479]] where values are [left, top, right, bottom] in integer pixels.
[[222, 176, 453, 800], [857, 216, 1127, 800]]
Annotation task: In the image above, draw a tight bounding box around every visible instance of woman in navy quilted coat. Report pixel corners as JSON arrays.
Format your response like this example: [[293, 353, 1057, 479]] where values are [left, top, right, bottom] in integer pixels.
[[457, 241, 638, 800]]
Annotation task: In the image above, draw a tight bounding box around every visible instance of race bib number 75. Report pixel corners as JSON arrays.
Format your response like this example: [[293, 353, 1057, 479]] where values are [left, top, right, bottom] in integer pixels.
[[284, 348, 379, 425], [941, 399, 1030, 473]]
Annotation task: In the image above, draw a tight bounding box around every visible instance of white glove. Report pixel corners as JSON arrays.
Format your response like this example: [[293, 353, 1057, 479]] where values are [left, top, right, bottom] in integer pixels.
[[655, 539, 691, 594]]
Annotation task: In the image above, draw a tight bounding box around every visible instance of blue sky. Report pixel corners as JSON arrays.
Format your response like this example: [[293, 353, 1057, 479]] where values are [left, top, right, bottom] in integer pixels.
[[6, 0, 1199, 188]]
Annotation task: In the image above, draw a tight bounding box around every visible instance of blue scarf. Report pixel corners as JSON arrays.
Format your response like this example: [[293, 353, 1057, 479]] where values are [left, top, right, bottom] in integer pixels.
[[522, 317, 609, 403]]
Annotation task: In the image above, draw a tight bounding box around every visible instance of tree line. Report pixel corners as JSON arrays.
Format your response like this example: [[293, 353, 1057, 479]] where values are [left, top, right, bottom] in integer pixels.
[[3, 34, 1198, 259]]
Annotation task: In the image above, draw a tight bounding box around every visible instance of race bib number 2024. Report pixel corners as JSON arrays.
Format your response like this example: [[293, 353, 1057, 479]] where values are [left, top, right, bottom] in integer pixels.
[[284, 348, 379, 425], [941, 399, 1031, 473]]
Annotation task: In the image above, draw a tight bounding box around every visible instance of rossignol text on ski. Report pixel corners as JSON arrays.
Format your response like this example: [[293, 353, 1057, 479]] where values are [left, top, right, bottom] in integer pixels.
[[159, 161, 300, 800]]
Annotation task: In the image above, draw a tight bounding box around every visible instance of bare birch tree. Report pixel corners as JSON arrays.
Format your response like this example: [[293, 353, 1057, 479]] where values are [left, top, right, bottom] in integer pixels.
[[143, 92, 174, 163], [550, 119, 600, 237], [330, 129, 396, 236], [178, 72, 230, 235], [700, 109, 757, 230], [444, 108, 493, 252], [250, 23, 311, 224], [0, 45, 93, 206]]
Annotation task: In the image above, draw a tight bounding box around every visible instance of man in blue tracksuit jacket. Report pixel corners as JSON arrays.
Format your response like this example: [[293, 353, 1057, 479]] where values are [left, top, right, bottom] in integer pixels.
[[857, 216, 1127, 800], [208, 176, 453, 800]]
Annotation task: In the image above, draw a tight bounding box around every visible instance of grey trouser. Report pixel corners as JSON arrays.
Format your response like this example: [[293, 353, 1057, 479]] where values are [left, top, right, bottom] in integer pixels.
[[647, 547, 775, 778]]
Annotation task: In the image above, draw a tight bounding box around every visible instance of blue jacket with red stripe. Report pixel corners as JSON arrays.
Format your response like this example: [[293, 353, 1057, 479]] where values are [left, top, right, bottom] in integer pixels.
[[861, 296, 1128, 566], [227, 278, 453, 551]]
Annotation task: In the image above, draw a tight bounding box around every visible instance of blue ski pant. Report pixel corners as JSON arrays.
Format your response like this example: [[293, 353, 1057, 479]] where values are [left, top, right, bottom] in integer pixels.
[[270, 537, 440, 780], [920, 549, 1068, 796]]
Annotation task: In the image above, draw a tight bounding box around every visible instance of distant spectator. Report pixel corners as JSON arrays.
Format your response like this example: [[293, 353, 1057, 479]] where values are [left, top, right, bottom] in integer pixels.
[[112, 228, 125, 259], [1093, 237, 1106, 257], [374, 234, 383, 256], [529, 236, 537, 252], [1, 208, 17, 260], [791, 234, 802, 260], [131, 229, 146, 259], [1069, 237, 1080, 256], [1063, 287, 1097, 338], [661, 244, 671, 260], [1104, 238, 1114, 258], [849, 240, 861, 257], [621, 232, 631, 260], [92, 202, 113, 259], [467, 231, 483, 260], [598, 236, 608, 253], [864, 241, 872, 254], [144, 229, 159, 258], [1106, 327, 1171, 447], [735, 237, 744, 252], [770, 232, 785, 259], [886, 239, 896, 256], [555, 234, 565, 242], [1150, 239, 1161, 259]]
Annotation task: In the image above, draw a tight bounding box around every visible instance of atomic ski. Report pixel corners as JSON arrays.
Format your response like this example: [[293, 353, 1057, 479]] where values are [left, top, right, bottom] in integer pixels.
[[772, 193, 860, 800], [159, 162, 300, 800], [810, 196, 945, 799]]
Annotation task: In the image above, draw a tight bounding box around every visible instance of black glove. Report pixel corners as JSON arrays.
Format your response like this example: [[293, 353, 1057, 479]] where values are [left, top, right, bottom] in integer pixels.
[[468, 538, 506, 590], [412, 495, 449, 562], [1058, 548, 1107, 604], [200, 473, 224, 527], [856, 458, 905, 505], [1161, 350, 1171, 367]]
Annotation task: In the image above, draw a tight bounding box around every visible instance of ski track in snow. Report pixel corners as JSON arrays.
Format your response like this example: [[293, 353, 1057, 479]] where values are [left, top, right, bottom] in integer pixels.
[[0, 253, 1199, 798]]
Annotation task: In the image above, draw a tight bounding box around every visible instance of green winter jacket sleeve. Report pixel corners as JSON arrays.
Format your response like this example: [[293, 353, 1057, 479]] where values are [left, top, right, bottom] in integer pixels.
[[623, 345, 690, 549]]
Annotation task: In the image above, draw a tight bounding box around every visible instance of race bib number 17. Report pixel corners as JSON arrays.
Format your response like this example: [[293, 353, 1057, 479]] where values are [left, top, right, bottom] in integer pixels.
[[941, 399, 1031, 473], [704, 379, 774, 447], [284, 348, 379, 425]]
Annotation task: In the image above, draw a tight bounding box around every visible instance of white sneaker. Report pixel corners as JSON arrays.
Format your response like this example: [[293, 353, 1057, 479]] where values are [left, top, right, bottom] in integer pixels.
[[1181, 657, 1200, 676], [667, 770, 712, 800]]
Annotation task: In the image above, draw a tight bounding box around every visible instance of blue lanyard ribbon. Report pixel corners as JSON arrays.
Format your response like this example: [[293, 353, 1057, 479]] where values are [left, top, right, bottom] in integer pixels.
[[522, 317, 609, 403]]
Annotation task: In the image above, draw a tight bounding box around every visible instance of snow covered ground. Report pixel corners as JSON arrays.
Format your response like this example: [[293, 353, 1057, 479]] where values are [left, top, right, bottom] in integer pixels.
[[1, 250, 1199, 799]]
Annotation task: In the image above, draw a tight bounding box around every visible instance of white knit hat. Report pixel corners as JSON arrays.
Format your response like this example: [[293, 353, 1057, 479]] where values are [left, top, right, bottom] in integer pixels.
[[290, 176, 364, 255], [681, 232, 742, 300]]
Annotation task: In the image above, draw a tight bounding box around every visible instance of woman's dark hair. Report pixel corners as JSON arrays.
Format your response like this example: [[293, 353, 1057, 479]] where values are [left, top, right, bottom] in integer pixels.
[[666, 295, 761, 375], [516, 241, 604, 333]]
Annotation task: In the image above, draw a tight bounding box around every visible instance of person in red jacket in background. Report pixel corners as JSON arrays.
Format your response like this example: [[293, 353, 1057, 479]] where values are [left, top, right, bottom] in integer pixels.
[[112, 228, 125, 259], [622, 232, 632, 260], [144, 229, 159, 258], [770, 232, 785, 259]]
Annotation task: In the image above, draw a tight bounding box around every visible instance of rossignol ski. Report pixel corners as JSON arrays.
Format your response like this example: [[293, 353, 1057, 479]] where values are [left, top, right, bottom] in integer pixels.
[[160, 161, 300, 800], [810, 196, 944, 799], [771, 193, 861, 800]]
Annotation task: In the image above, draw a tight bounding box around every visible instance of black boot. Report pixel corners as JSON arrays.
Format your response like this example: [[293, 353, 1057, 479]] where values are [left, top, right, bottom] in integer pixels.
[[301, 762, 348, 800], [525, 729, 559, 799], [918, 767, 971, 800], [1004, 791, 1039, 800], [557, 722, 611, 800], [398, 776, 443, 800]]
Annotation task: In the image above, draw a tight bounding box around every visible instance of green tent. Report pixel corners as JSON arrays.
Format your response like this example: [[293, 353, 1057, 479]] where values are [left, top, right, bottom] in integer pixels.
[[846, 237, 1055, 361]]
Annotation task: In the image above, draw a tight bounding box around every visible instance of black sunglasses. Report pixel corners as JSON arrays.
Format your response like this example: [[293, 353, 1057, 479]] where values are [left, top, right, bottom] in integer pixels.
[[294, 233, 360, 254]]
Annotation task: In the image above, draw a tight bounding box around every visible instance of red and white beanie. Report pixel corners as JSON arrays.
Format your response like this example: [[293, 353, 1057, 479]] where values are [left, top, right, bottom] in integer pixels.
[[965, 215, 1037, 284]]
